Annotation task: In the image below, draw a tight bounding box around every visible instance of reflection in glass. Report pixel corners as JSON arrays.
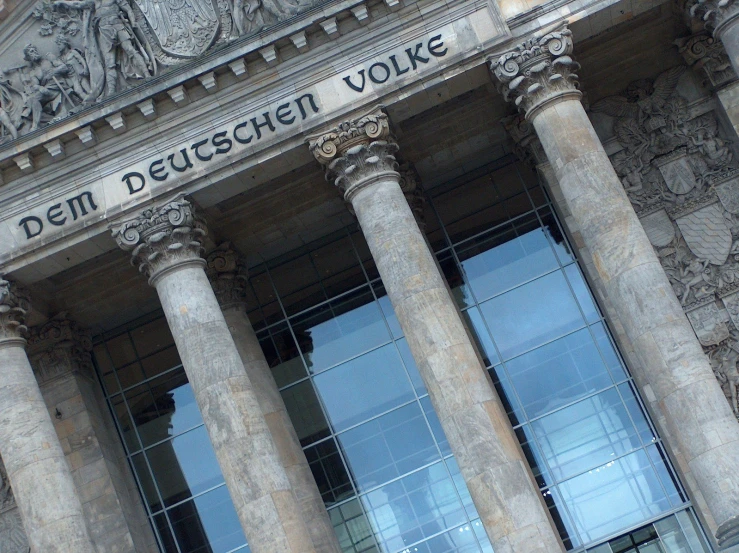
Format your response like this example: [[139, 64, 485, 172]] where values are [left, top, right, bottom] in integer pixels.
[[292, 289, 391, 374], [458, 220, 559, 302], [314, 344, 416, 432], [558, 448, 678, 543], [479, 270, 585, 360], [360, 462, 467, 552], [168, 486, 248, 553], [305, 438, 354, 506], [147, 426, 224, 508], [504, 328, 614, 419], [338, 403, 439, 492]]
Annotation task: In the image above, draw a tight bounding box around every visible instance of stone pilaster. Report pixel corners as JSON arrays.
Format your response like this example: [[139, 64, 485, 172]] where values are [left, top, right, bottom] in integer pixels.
[[206, 243, 342, 553], [490, 25, 739, 549], [112, 198, 318, 553], [0, 278, 95, 553], [27, 317, 157, 553], [307, 107, 565, 553]]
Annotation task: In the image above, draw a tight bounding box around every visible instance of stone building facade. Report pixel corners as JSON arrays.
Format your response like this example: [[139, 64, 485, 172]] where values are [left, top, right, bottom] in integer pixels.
[[2, 0, 739, 552]]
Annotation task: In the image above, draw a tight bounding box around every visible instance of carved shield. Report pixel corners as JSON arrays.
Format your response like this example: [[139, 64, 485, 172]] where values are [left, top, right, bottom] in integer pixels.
[[716, 177, 739, 215], [640, 209, 675, 247], [657, 155, 697, 195], [723, 291, 739, 329], [686, 302, 730, 347], [676, 203, 732, 265], [134, 0, 220, 58]]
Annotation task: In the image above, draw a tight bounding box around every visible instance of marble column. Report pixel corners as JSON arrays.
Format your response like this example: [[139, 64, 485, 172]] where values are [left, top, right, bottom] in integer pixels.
[[27, 317, 156, 553], [490, 26, 739, 549], [0, 278, 95, 552], [111, 199, 317, 553], [307, 109, 565, 553], [205, 243, 342, 553]]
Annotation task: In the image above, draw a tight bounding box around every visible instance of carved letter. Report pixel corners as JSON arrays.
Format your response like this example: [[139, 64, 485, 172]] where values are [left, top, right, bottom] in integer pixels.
[[47, 204, 67, 226], [167, 149, 194, 172], [295, 93, 320, 119], [390, 55, 410, 76], [251, 113, 276, 140], [66, 192, 98, 221], [149, 160, 168, 182], [123, 172, 147, 194], [343, 71, 366, 93], [233, 121, 253, 144], [368, 63, 391, 84], [276, 103, 296, 125], [405, 43, 430, 70], [428, 35, 447, 57], [212, 131, 233, 155], [191, 139, 213, 162], [19, 216, 43, 239]]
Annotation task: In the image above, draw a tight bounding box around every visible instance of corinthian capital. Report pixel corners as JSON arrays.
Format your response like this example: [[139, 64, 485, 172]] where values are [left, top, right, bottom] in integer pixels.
[[489, 25, 581, 119], [112, 196, 207, 284], [0, 278, 30, 343], [27, 316, 94, 384], [206, 243, 250, 311], [688, 0, 739, 38], [307, 106, 400, 199]]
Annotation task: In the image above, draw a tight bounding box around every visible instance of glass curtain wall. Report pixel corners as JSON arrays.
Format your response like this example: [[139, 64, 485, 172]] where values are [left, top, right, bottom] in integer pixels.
[[92, 157, 713, 553]]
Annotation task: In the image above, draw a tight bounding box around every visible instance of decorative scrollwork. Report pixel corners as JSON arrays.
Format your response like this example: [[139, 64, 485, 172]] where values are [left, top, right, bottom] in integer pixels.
[[111, 196, 208, 282], [488, 25, 581, 118], [206, 242, 250, 310]]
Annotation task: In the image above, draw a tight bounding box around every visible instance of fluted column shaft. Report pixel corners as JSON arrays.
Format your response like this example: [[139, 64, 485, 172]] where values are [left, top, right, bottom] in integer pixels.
[[308, 109, 564, 553], [0, 279, 95, 553], [112, 199, 316, 553], [206, 245, 342, 553], [491, 26, 739, 549]]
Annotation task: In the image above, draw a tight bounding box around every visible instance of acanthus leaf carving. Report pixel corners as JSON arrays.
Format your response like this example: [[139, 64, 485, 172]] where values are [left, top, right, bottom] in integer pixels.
[[111, 195, 208, 282], [676, 32, 737, 89], [307, 107, 400, 199], [206, 242, 250, 310], [0, 278, 30, 342], [488, 25, 581, 117], [26, 315, 94, 384]]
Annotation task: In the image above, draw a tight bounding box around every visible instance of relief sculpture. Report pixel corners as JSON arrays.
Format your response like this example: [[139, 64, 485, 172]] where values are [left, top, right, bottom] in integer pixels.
[[0, 0, 320, 141], [592, 62, 739, 414]]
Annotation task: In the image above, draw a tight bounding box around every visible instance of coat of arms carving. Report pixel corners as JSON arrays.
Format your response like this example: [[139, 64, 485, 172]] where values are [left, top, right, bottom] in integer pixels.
[[640, 209, 675, 247], [675, 203, 732, 266], [686, 301, 730, 347]]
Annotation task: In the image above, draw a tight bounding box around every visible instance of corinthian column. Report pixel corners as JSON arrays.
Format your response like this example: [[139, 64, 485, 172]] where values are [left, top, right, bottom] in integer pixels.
[[688, 0, 739, 79], [490, 26, 739, 549], [205, 243, 341, 553], [111, 199, 317, 553], [0, 279, 95, 553], [307, 109, 564, 553]]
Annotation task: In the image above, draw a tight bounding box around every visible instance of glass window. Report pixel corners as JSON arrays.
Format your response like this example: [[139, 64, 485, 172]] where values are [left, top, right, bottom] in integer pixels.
[[479, 271, 586, 360]]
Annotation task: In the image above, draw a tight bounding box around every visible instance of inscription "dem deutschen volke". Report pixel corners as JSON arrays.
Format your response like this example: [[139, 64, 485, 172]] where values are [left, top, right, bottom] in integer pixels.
[[15, 34, 450, 241]]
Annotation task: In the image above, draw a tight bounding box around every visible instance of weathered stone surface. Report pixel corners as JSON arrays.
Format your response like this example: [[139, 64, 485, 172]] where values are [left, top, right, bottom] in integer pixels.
[[112, 201, 318, 553], [26, 316, 155, 553], [0, 279, 95, 553], [308, 108, 565, 553], [207, 243, 342, 553], [493, 26, 739, 550]]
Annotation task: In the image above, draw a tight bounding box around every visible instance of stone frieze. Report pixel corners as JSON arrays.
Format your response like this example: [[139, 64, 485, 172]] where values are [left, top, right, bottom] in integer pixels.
[[0, 0, 320, 142], [592, 65, 739, 416]]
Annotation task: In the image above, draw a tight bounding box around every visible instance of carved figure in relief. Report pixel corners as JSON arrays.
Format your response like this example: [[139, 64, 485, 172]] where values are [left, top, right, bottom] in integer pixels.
[[710, 342, 739, 415], [230, 0, 307, 36], [1, 44, 76, 132], [0, 75, 22, 141], [53, 0, 154, 98], [53, 34, 91, 100]]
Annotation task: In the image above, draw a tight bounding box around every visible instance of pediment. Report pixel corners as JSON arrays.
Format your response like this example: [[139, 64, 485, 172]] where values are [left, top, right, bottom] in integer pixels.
[[0, 0, 327, 142]]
